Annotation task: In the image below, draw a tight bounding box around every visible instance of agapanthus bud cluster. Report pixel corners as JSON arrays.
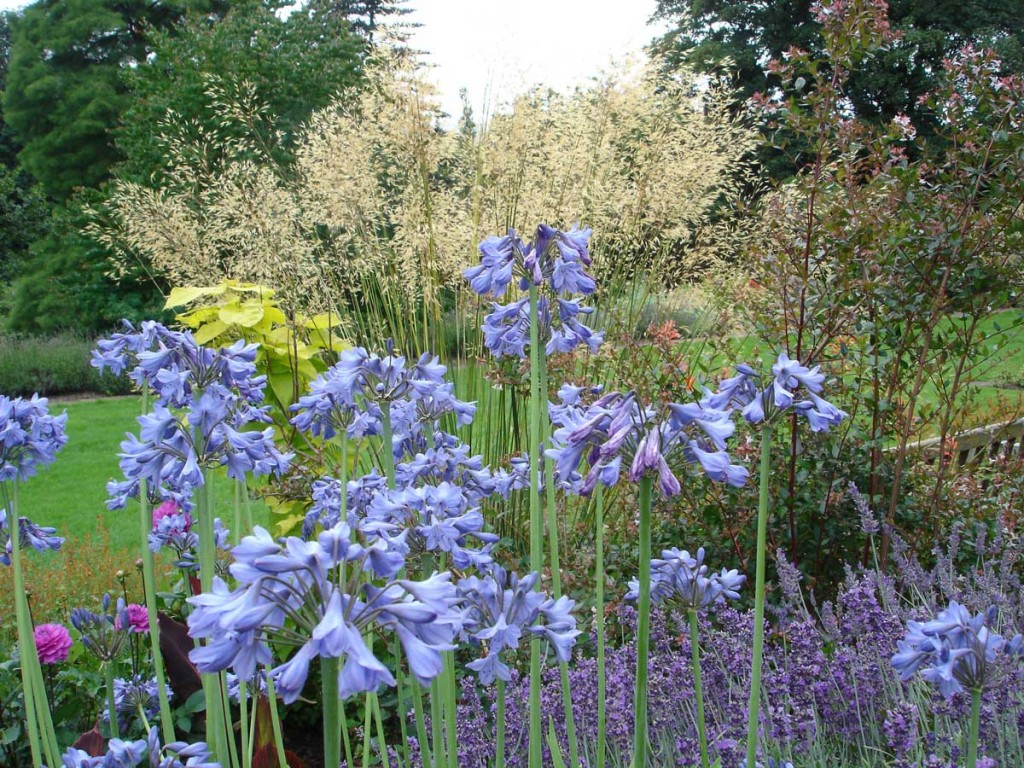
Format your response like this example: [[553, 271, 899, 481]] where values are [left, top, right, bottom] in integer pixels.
[[70, 594, 131, 662], [0, 394, 67, 482], [457, 565, 581, 685], [187, 524, 460, 704], [465, 225, 604, 358], [60, 729, 217, 768], [546, 387, 748, 497], [103, 674, 173, 732], [705, 354, 847, 432], [891, 600, 1024, 697], [104, 329, 291, 510], [1, 507, 64, 565], [626, 547, 744, 610]]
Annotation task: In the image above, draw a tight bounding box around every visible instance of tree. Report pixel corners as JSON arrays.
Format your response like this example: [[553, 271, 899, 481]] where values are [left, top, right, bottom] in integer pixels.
[[652, 0, 1024, 143], [305, 0, 412, 43], [2, 0, 215, 200], [116, 0, 365, 183]]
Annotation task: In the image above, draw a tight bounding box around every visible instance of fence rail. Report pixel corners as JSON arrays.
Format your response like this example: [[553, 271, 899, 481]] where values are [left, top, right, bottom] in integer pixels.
[[902, 418, 1024, 467]]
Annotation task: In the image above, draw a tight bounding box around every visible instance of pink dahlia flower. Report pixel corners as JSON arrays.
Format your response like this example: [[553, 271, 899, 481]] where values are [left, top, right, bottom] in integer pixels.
[[152, 500, 191, 530], [34, 623, 72, 664]]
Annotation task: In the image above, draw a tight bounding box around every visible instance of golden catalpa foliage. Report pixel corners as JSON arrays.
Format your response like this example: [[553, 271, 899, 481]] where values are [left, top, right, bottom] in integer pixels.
[[96, 53, 755, 350]]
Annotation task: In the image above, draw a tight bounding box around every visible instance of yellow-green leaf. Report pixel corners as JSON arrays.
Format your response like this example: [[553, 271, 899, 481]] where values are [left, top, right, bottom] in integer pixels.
[[219, 301, 265, 328], [193, 319, 229, 345], [165, 284, 227, 308]]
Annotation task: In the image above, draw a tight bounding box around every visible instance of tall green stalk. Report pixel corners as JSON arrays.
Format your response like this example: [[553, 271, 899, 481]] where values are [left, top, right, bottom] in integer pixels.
[[594, 486, 607, 768], [688, 610, 709, 768], [539, 359, 579, 768], [633, 475, 653, 768], [265, 677, 288, 768], [966, 687, 982, 768], [527, 285, 543, 768], [745, 425, 774, 768], [4, 480, 44, 768], [495, 678, 507, 768], [137, 385, 176, 745], [197, 470, 229, 764], [322, 657, 341, 768], [105, 661, 120, 740]]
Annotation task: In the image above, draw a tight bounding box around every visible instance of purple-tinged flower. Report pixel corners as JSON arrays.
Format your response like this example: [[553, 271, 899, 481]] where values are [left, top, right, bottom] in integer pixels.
[[458, 566, 581, 685], [1, 507, 64, 565], [848, 482, 879, 535], [0, 394, 67, 482], [34, 622, 72, 664], [892, 601, 1023, 697], [60, 729, 217, 768], [71, 594, 131, 662], [187, 524, 460, 704], [117, 603, 150, 634], [626, 547, 744, 610], [102, 674, 173, 731]]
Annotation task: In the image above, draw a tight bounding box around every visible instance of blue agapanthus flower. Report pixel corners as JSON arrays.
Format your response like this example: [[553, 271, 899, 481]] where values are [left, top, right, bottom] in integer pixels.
[[102, 674, 173, 732], [466, 225, 603, 359], [187, 523, 461, 704], [0, 507, 63, 565], [703, 354, 847, 433], [457, 565, 581, 685], [59, 728, 217, 768], [626, 547, 744, 610], [0, 394, 67, 483], [891, 600, 1024, 697], [546, 388, 748, 496]]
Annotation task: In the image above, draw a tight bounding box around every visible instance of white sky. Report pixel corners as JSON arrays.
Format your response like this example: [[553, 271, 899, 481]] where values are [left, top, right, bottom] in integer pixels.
[[0, 0, 668, 125]]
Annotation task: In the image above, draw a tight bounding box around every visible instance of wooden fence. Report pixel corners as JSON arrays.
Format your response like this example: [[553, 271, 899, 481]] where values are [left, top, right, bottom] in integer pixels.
[[903, 418, 1024, 467]]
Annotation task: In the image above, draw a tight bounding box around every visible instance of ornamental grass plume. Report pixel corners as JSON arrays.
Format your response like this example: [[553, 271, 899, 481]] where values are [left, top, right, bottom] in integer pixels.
[[33, 623, 72, 664]]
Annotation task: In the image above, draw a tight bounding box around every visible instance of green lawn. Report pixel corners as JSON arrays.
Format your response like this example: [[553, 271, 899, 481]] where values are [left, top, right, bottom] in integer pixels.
[[18, 396, 268, 553]]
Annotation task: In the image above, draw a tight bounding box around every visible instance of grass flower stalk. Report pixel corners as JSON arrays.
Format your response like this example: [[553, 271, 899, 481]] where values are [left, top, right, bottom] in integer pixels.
[[528, 283, 543, 768], [688, 609, 709, 768], [745, 425, 774, 768], [633, 474, 653, 768]]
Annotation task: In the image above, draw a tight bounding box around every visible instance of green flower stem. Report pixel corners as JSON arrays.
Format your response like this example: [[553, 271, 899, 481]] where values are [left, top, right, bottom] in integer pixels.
[[595, 485, 607, 768], [967, 687, 982, 768], [495, 678, 507, 768], [688, 610, 710, 768], [430, 678, 443, 768], [198, 470, 228, 764], [323, 657, 341, 768], [341, 696, 355, 768], [247, 685, 259, 768], [382, 406, 396, 488], [265, 677, 288, 768], [443, 651, 458, 768], [372, 692, 391, 768], [745, 425, 774, 768], [138, 386, 176, 745], [238, 681, 250, 768], [220, 671, 241, 768], [539, 358, 579, 768], [527, 284, 543, 768], [4, 480, 44, 768], [633, 475, 653, 768], [362, 692, 373, 767], [395, 643, 412, 768], [411, 680, 432, 768], [105, 662, 120, 740]]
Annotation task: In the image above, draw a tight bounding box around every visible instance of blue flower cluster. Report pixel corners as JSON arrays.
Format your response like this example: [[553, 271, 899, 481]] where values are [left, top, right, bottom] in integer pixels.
[[626, 547, 744, 610], [1, 506, 63, 566], [457, 565, 580, 685], [70, 594, 131, 662], [102, 675, 173, 732], [706, 354, 847, 432], [58, 729, 217, 768], [100, 327, 291, 510], [0, 394, 68, 482], [464, 225, 604, 358], [547, 385, 748, 496], [891, 601, 1024, 697], [187, 523, 460, 704]]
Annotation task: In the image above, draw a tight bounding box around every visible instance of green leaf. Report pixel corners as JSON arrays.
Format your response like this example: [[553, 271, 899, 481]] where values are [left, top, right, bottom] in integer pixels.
[[219, 301, 265, 327], [193, 319, 229, 345], [165, 284, 228, 308], [546, 719, 566, 768]]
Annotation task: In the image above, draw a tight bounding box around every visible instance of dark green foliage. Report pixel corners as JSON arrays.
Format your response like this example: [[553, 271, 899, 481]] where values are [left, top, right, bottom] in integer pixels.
[[0, 166, 49, 287], [116, 0, 365, 182], [0, 332, 133, 396], [652, 0, 1024, 166], [4, 196, 166, 334], [2, 1, 205, 200]]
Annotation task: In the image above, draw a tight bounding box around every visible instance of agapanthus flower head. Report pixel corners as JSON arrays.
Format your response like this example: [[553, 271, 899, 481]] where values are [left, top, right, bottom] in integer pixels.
[[60, 729, 217, 768], [0, 507, 64, 565], [187, 524, 461, 704], [891, 600, 1024, 697], [70, 593, 132, 662], [90, 319, 164, 378], [703, 354, 847, 433], [546, 388, 748, 497], [0, 394, 68, 482], [34, 622, 72, 664], [102, 674, 173, 732], [626, 547, 745, 610], [457, 565, 581, 685], [467, 226, 603, 359]]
